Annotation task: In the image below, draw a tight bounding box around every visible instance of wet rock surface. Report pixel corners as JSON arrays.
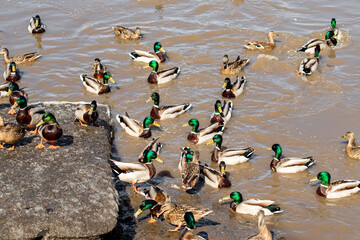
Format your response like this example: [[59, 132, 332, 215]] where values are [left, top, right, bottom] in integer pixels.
[[0, 102, 118, 240]]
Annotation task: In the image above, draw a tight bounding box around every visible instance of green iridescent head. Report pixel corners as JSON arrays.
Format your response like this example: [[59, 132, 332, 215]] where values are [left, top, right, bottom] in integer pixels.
[[103, 72, 115, 84], [153, 42, 164, 53], [213, 134, 223, 148], [315, 171, 331, 186], [184, 212, 196, 229], [223, 78, 232, 89], [214, 100, 223, 114], [89, 100, 97, 115], [269, 143, 282, 159], [314, 45, 321, 58], [143, 117, 160, 129], [331, 18, 336, 29], [134, 199, 158, 218], [230, 191, 243, 204], [185, 150, 194, 164], [183, 118, 199, 132], [148, 60, 159, 72], [8, 82, 20, 95], [13, 95, 27, 109], [146, 92, 160, 106], [42, 112, 58, 124]]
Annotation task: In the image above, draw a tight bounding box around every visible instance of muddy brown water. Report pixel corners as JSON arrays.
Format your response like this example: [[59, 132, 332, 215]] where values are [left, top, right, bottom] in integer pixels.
[[1, 1, 360, 240]]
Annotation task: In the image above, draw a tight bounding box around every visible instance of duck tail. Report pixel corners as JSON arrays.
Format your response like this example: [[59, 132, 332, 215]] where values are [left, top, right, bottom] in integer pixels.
[[305, 157, 316, 168], [297, 47, 306, 52], [183, 103, 192, 111], [79, 74, 86, 82], [265, 204, 283, 214], [244, 147, 255, 158], [129, 52, 139, 59]]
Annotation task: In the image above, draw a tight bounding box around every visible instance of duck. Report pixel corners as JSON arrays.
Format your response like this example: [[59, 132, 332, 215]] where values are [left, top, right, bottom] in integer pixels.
[[134, 199, 160, 223], [207, 134, 255, 165], [139, 185, 172, 205], [144, 60, 180, 84], [3, 62, 21, 82], [0, 114, 25, 150], [138, 137, 163, 163], [330, 18, 342, 41], [74, 100, 99, 127], [92, 58, 109, 80], [310, 171, 360, 199], [297, 30, 337, 54], [110, 150, 163, 194], [179, 211, 206, 240], [219, 191, 283, 216], [268, 143, 316, 173], [10, 96, 45, 133], [178, 147, 192, 171], [7, 82, 28, 115], [129, 42, 166, 64], [209, 100, 232, 125], [222, 76, 247, 98], [203, 161, 231, 188], [297, 45, 321, 76], [221, 55, 249, 74], [244, 31, 279, 51], [28, 15, 46, 34], [340, 131, 360, 160], [116, 113, 160, 138], [35, 112, 63, 149], [180, 149, 200, 191], [79, 72, 115, 94], [182, 118, 224, 145], [112, 26, 141, 39], [146, 92, 191, 120], [135, 200, 212, 231], [0, 83, 9, 98], [0, 48, 42, 65], [245, 210, 272, 240]]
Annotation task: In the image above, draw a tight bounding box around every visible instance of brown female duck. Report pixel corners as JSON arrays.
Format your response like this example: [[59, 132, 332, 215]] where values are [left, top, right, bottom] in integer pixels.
[[0, 48, 41, 65], [0, 114, 25, 150], [340, 131, 360, 160], [244, 31, 279, 51], [221, 55, 249, 74], [112, 26, 141, 39]]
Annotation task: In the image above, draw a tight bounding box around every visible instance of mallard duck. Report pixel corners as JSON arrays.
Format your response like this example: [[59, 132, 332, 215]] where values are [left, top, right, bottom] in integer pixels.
[[207, 134, 255, 165], [203, 161, 231, 188], [178, 147, 192, 171], [244, 31, 279, 51], [330, 18, 342, 41], [138, 137, 163, 163], [35, 112, 63, 149], [7, 82, 28, 115], [219, 191, 283, 216], [179, 211, 206, 240], [222, 76, 247, 98], [135, 200, 212, 231], [0, 48, 42, 65], [0, 114, 25, 150], [180, 149, 200, 191], [74, 100, 99, 127], [116, 113, 160, 138], [0, 83, 9, 98], [112, 26, 141, 39], [28, 15, 46, 34], [310, 171, 360, 199], [139, 185, 172, 205], [340, 131, 360, 160], [209, 100, 232, 125], [134, 199, 160, 223], [245, 210, 272, 240], [146, 92, 191, 120], [129, 42, 166, 64], [79, 72, 115, 94], [3, 62, 21, 82], [11, 96, 45, 133], [144, 60, 180, 84], [297, 45, 320, 76], [183, 118, 224, 145], [221, 55, 249, 74], [297, 30, 337, 54], [92, 58, 109, 80], [268, 143, 316, 173], [110, 150, 163, 194]]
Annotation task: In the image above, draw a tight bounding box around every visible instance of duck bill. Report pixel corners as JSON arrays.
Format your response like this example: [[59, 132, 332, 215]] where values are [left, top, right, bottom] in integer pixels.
[[36, 120, 45, 127], [220, 166, 226, 175], [219, 195, 231, 203], [143, 65, 150, 69], [89, 108, 94, 115], [152, 121, 160, 127], [206, 140, 214, 145], [310, 177, 319, 183], [159, 47, 166, 53], [146, 97, 152, 103], [218, 107, 223, 113], [11, 102, 18, 109], [182, 123, 189, 127], [267, 147, 272, 150], [108, 77, 115, 83], [134, 209, 143, 218], [154, 157, 163, 164], [334, 35, 338, 39], [7, 89, 12, 96], [11, 65, 16, 72], [222, 83, 227, 88]]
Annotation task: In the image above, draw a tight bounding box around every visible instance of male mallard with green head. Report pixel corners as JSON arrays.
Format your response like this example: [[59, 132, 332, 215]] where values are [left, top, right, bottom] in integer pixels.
[[209, 100, 232, 125], [3, 62, 21, 82], [75, 100, 99, 127], [35, 112, 63, 149], [28, 15, 46, 34], [183, 118, 224, 145], [116, 113, 160, 138], [219, 191, 283, 216], [222, 76, 247, 98], [129, 42, 166, 64], [298, 45, 320, 76], [203, 161, 232, 188], [179, 212, 206, 240], [297, 30, 337, 54], [80, 72, 115, 94], [92, 58, 109, 80], [7, 82, 28, 114], [207, 134, 255, 165], [146, 92, 191, 120], [144, 60, 180, 84], [310, 171, 360, 199]]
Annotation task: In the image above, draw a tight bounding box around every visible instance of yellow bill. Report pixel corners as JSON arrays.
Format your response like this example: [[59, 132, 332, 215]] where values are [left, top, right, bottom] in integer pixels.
[[109, 77, 115, 83], [160, 47, 166, 53], [206, 140, 214, 145], [134, 209, 142, 218], [146, 97, 152, 103], [182, 123, 189, 127], [222, 83, 227, 88], [154, 157, 163, 164], [310, 177, 318, 183], [143, 65, 150, 69], [36, 120, 45, 127], [152, 121, 160, 127]]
